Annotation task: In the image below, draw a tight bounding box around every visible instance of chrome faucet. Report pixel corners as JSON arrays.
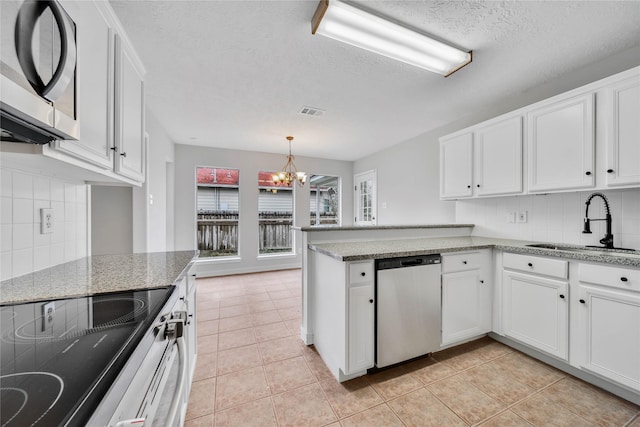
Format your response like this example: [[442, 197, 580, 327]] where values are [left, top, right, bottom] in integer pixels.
[[582, 192, 614, 249]]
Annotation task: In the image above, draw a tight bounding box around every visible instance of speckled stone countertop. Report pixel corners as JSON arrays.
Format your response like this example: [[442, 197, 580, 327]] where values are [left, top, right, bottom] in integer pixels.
[[295, 224, 474, 232], [0, 251, 197, 304], [308, 236, 640, 267]]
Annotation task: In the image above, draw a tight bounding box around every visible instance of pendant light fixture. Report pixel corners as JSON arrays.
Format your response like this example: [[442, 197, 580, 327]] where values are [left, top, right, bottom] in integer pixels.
[[273, 136, 307, 186], [311, 0, 472, 77]]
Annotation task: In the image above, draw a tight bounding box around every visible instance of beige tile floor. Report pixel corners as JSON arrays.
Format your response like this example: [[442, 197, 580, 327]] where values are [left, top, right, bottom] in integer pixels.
[[185, 269, 640, 427]]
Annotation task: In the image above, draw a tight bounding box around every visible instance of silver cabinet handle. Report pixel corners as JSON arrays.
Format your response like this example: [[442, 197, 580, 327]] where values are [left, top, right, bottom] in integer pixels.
[[15, 0, 76, 101]]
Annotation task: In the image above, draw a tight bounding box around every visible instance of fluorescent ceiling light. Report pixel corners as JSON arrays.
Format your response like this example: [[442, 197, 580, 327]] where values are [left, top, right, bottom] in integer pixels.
[[311, 0, 472, 76]]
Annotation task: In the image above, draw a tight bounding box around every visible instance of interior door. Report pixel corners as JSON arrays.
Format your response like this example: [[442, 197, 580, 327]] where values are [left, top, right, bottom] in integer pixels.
[[354, 170, 376, 226]]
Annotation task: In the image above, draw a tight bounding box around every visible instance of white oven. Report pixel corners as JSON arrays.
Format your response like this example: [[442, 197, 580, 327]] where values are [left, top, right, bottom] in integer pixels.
[[88, 283, 193, 427]]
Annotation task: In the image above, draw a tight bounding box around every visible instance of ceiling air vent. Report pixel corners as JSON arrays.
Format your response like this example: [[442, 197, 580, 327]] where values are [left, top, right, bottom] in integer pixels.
[[299, 106, 325, 117]]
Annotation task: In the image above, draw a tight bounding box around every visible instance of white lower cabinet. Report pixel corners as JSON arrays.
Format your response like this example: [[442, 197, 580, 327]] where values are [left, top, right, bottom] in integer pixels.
[[502, 253, 569, 360], [184, 269, 197, 391], [309, 254, 374, 382], [441, 250, 492, 346], [503, 271, 569, 360], [575, 264, 640, 392], [347, 282, 374, 373]]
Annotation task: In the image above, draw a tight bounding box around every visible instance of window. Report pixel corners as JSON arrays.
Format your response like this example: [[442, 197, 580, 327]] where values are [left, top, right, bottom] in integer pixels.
[[309, 175, 340, 226], [258, 172, 293, 254], [196, 167, 239, 257]]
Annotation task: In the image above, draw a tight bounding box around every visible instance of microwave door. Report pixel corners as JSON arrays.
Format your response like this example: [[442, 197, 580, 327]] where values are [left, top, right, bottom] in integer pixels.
[[0, 1, 54, 128], [0, 0, 78, 140]]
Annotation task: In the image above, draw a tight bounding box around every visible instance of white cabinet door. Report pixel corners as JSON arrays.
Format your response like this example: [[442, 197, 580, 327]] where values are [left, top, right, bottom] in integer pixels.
[[114, 34, 145, 182], [474, 116, 523, 196], [440, 132, 473, 199], [54, 2, 113, 169], [347, 283, 374, 374], [185, 271, 197, 387], [577, 284, 640, 391], [441, 269, 491, 346], [528, 93, 595, 192], [503, 270, 568, 360], [606, 75, 640, 187]]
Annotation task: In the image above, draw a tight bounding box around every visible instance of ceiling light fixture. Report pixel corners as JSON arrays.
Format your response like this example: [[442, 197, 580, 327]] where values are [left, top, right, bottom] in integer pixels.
[[273, 136, 307, 187], [311, 0, 472, 76]]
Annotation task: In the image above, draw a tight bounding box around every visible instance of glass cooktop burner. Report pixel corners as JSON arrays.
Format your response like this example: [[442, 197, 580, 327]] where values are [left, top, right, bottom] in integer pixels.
[[0, 287, 173, 426]]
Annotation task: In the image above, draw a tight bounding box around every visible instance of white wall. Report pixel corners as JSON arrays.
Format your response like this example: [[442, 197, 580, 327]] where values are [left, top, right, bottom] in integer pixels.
[[354, 130, 456, 224], [174, 144, 353, 276], [132, 109, 176, 253], [0, 168, 88, 280], [456, 189, 640, 250], [91, 186, 133, 255]]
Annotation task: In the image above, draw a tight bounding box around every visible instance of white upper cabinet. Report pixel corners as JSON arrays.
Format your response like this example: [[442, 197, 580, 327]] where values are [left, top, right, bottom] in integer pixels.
[[527, 93, 595, 192], [440, 115, 522, 199], [46, 1, 145, 186], [439, 66, 640, 197], [54, 1, 113, 170], [474, 116, 523, 196], [605, 74, 640, 187], [114, 34, 145, 182], [440, 132, 473, 199]]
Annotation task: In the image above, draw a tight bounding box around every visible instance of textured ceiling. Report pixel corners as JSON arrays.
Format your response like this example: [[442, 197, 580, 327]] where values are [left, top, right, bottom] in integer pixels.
[[109, 0, 640, 161]]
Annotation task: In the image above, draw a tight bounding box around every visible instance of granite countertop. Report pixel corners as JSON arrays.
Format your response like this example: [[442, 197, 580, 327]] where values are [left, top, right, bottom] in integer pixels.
[[0, 251, 197, 304], [308, 236, 640, 267], [294, 224, 474, 232]]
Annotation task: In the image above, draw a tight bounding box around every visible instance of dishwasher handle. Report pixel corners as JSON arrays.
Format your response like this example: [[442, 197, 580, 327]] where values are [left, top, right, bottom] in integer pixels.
[[400, 259, 425, 267]]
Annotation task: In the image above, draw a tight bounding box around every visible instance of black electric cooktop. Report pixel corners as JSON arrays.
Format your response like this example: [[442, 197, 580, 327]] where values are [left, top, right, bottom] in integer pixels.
[[0, 287, 173, 426]]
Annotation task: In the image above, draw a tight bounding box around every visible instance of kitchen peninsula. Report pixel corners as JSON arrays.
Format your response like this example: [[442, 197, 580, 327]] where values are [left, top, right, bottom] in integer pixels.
[[300, 225, 640, 405]]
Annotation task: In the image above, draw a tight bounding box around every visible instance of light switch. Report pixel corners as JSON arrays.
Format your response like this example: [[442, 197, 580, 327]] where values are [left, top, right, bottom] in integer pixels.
[[506, 212, 516, 223], [40, 208, 54, 234]]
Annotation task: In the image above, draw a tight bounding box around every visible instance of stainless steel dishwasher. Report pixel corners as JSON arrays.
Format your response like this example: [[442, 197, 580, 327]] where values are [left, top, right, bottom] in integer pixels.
[[375, 254, 442, 368]]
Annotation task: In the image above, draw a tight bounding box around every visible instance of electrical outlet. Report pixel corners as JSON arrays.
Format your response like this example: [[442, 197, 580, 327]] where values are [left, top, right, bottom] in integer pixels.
[[40, 208, 54, 234], [518, 211, 528, 223], [382, 202, 387, 209], [506, 212, 516, 223], [42, 301, 55, 331]]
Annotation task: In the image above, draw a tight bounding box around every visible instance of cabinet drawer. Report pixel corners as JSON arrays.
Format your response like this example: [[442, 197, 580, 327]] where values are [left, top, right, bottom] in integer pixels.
[[579, 263, 640, 292], [442, 251, 485, 273], [503, 252, 567, 279], [349, 261, 374, 284]]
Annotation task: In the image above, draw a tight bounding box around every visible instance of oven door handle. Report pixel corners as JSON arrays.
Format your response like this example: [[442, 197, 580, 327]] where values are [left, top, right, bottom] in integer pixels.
[[163, 324, 187, 427]]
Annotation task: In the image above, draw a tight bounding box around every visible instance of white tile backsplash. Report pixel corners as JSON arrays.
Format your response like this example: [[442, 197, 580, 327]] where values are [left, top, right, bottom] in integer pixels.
[[456, 188, 640, 250], [12, 248, 33, 277], [33, 176, 50, 201], [1, 198, 12, 224], [13, 198, 33, 224], [12, 172, 33, 199], [0, 168, 89, 279]]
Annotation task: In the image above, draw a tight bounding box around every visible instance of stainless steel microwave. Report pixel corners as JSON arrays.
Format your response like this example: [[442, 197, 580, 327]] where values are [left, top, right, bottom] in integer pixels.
[[0, 0, 79, 144]]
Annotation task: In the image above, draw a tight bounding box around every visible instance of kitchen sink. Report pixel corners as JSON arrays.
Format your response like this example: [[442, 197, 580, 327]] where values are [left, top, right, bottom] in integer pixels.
[[526, 243, 640, 256]]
